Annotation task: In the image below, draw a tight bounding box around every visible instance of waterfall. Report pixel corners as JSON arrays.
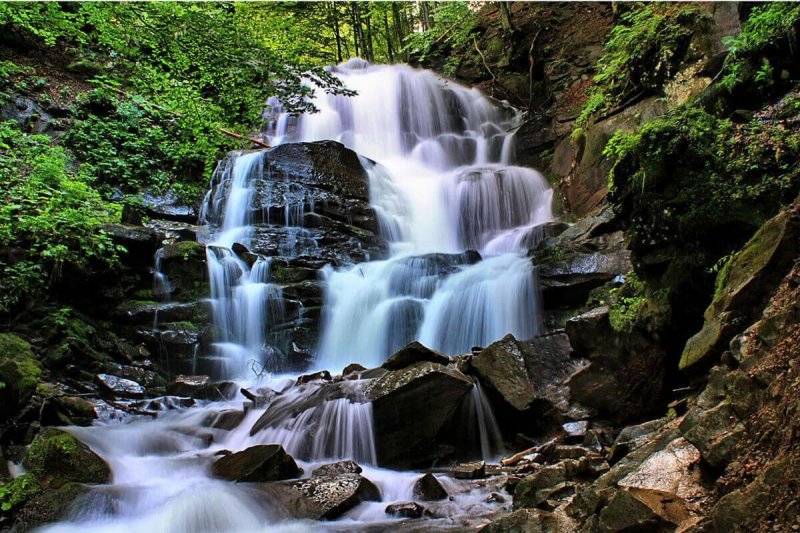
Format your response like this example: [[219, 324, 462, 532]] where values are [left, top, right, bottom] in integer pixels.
[[268, 60, 552, 371]]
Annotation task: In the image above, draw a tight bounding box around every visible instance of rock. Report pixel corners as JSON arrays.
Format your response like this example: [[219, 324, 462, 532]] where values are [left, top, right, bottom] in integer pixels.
[[480, 508, 576, 533], [565, 307, 666, 424], [454, 460, 486, 479], [413, 473, 448, 501], [141, 189, 198, 223], [103, 224, 162, 264], [23, 428, 110, 485], [211, 444, 299, 482], [679, 401, 744, 469], [44, 394, 98, 427], [562, 421, 589, 443], [386, 501, 426, 519], [266, 473, 382, 520], [382, 341, 450, 370], [471, 333, 577, 426], [680, 207, 800, 371], [531, 209, 631, 308], [616, 437, 706, 523], [109, 364, 164, 389], [514, 461, 577, 510], [95, 373, 145, 398], [158, 241, 208, 301], [0, 333, 41, 422], [367, 361, 474, 468], [342, 363, 367, 376], [296, 370, 332, 384], [203, 409, 245, 431], [166, 375, 237, 401], [597, 489, 674, 533], [312, 460, 362, 477]]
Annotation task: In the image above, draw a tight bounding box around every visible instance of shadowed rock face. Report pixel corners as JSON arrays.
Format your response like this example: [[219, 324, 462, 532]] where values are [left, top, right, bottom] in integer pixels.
[[262, 473, 381, 520], [367, 361, 474, 468], [211, 445, 299, 482]]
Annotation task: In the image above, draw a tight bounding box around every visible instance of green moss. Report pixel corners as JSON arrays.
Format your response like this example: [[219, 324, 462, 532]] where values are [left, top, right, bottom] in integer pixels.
[[0, 474, 42, 513], [0, 333, 41, 421], [24, 428, 110, 486]]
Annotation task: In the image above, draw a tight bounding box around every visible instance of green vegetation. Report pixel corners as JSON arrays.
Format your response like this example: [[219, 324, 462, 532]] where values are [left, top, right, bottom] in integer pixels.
[[0, 333, 41, 421], [719, 3, 800, 93], [577, 3, 706, 126], [0, 474, 42, 514], [404, 2, 477, 76], [0, 121, 121, 313], [23, 428, 110, 485], [605, 107, 800, 255]]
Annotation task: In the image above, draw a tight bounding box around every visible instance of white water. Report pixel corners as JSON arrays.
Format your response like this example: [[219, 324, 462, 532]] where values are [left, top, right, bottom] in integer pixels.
[[41, 60, 551, 532], [268, 59, 553, 371]]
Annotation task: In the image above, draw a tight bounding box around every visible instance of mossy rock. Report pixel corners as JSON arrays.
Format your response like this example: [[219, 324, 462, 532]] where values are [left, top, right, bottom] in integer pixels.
[[23, 428, 110, 486], [160, 241, 208, 301], [9, 481, 89, 531], [0, 333, 41, 422], [680, 207, 800, 371], [0, 473, 42, 515]]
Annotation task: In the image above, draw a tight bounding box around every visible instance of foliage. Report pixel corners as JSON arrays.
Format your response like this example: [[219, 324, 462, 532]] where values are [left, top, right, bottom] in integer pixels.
[[577, 3, 705, 126], [608, 273, 648, 333], [605, 107, 800, 257], [719, 3, 800, 93], [0, 474, 42, 514], [404, 3, 478, 67], [0, 120, 121, 312]]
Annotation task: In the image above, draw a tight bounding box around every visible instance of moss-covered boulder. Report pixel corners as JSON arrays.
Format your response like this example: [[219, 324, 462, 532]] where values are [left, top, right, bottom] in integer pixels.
[[0, 333, 41, 422], [23, 428, 110, 486], [680, 205, 800, 371]]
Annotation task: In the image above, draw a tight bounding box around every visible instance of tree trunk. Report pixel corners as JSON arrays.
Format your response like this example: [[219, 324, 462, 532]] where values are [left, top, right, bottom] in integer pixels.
[[330, 2, 343, 63], [498, 2, 514, 34], [383, 11, 395, 63]]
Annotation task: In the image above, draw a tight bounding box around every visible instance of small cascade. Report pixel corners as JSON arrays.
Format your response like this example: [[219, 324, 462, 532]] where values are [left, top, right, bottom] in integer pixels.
[[152, 247, 171, 302], [468, 383, 505, 462]]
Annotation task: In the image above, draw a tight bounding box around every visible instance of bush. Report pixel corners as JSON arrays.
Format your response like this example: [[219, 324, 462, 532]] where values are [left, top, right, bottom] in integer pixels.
[[0, 120, 120, 312]]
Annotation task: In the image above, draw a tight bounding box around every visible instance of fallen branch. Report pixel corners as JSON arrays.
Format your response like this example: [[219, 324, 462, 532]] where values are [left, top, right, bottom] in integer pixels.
[[473, 37, 526, 108], [501, 446, 537, 466], [105, 399, 158, 418]]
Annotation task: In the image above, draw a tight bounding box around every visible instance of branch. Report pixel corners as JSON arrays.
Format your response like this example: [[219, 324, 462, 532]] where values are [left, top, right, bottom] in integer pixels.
[[527, 28, 543, 111], [473, 37, 526, 108]]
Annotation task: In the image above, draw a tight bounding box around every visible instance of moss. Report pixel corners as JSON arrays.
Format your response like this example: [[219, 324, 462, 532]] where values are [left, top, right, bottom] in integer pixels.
[[0, 333, 42, 421], [0, 474, 43, 514], [23, 428, 110, 486]]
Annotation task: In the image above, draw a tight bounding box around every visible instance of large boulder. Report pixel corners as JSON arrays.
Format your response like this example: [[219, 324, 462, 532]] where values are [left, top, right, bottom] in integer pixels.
[[680, 205, 800, 371], [158, 240, 208, 301], [413, 473, 448, 501], [23, 428, 110, 486], [382, 341, 450, 370], [480, 508, 577, 533], [565, 307, 666, 423], [211, 445, 299, 482], [264, 473, 381, 520], [367, 361, 474, 468], [95, 373, 145, 398], [472, 333, 575, 415]]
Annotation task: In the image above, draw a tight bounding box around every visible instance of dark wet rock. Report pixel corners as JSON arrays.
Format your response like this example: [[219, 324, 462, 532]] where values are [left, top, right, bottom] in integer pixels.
[[312, 460, 362, 477], [114, 300, 211, 326], [514, 460, 579, 510], [144, 219, 199, 243], [158, 240, 208, 301], [141, 189, 198, 223], [386, 501, 427, 519], [95, 373, 145, 398], [42, 393, 98, 427], [471, 333, 578, 430], [565, 307, 666, 424], [203, 409, 246, 431], [137, 323, 204, 361], [211, 444, 299, 482], [413, 473, 448, 501], [296, 370, 332, 384], [454, 460, 486, 480], [367, 361, 474, 468], [23, 428, 110, 485], [597, 489, 674, 533], [342, 363, 367, 376], [103, 224, 162, 264], [531, 209, 631, 309], [266, 473, 382, 520], [680, 206, 800, 371], [166, 375, 238, 401], [382, 341, 450, 370], [108, 364, 164, 390]]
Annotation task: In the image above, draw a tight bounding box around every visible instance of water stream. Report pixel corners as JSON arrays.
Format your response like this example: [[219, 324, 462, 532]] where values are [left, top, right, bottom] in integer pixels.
[[42, 60, 553, 532]]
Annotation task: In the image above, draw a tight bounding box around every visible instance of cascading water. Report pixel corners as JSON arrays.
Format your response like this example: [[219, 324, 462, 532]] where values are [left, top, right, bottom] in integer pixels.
[[42, 60, 554, 533], [267, 59, 553, 371]]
